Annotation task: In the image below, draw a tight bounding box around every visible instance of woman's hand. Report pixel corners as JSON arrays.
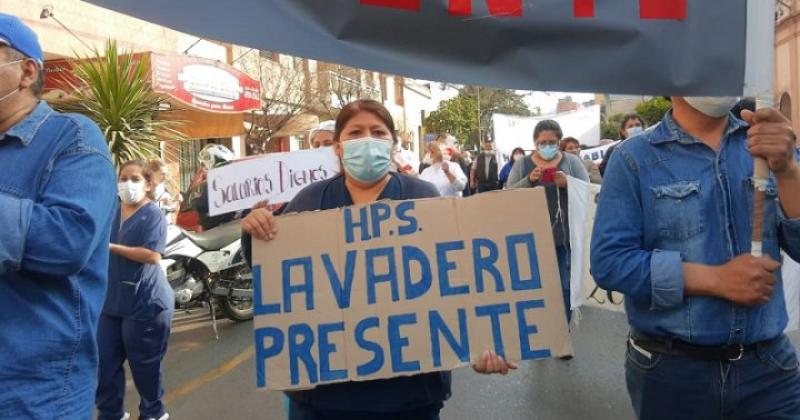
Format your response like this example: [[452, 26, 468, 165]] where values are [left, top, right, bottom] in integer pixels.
[[554, 171, 567, 188], [472, 350, 518, 375], [242, 201, 278, 241], [529, 167, 543, 183]]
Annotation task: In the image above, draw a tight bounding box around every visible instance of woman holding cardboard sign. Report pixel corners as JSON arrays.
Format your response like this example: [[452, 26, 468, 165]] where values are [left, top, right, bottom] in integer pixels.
[[242, 99, 514, 420], [505, 120, 589, 324]]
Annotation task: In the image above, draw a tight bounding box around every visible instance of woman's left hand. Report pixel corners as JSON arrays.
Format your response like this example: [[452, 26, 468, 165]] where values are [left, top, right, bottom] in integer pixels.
[[554, 171, 567, 188], [472, 350, 518, 375]]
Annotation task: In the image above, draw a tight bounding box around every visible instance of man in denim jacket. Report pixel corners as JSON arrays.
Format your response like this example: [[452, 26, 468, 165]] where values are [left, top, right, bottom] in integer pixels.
[[0, 14, 117, 418], [591, 96, 800, 420]]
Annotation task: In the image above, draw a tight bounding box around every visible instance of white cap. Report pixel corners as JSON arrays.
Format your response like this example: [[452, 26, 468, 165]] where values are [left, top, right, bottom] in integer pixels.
[[309, 120, 336, 141]]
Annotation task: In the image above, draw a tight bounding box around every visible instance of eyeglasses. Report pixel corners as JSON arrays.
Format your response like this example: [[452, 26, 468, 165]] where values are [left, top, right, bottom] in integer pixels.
[[0, 59, 23, 69]]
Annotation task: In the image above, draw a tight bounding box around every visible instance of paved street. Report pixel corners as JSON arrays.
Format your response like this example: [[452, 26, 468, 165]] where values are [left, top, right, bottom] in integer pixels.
[[118, 307, 800, 420]]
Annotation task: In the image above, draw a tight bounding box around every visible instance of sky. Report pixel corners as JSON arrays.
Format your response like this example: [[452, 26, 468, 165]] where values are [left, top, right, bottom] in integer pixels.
[[522, 91, 596, 115]]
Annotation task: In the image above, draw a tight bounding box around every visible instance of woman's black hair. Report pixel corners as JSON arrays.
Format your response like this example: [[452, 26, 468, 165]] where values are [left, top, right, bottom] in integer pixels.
[[533, 120, 563, 141]]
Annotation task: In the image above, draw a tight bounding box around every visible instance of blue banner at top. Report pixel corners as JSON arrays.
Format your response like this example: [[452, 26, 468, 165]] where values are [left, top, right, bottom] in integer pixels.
[[85, 0, 748, 95]]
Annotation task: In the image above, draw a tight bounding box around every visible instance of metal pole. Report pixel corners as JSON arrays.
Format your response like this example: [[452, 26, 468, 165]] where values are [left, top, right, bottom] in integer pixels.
[[750, 0, 777, 258]]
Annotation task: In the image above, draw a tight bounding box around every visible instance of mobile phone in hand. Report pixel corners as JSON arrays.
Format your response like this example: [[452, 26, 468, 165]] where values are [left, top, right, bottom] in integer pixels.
[[541, 167, 557, 185]]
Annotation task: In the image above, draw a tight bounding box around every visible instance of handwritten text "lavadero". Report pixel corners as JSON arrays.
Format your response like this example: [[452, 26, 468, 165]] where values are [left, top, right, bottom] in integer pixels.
[[361, 0, 687, 19]]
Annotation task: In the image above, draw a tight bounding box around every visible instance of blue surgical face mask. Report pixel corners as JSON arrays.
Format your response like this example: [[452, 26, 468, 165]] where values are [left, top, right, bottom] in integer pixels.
[[538, 144, 559, 161], [626, 126, 644, 138], [342, 137, 393, 184]]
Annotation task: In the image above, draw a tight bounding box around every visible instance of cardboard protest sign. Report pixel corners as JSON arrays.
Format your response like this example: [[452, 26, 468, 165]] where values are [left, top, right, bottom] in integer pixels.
[[207, 148, 340, 216], [85, 0, 766, 96], [251, 188, 572, 390]]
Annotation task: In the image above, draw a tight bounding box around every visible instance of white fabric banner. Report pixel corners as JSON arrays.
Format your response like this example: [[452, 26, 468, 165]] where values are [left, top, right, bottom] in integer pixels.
[[567, 177, 625, 312], [784, 252, 800, 333], [493, 105, 602, 163], [207, 148, 340, 216], [580, 141, 620, 164]]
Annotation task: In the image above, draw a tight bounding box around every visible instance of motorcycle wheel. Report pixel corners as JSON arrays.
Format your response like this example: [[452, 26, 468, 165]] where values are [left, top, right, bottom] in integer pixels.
[[218, 263, 254, 322]]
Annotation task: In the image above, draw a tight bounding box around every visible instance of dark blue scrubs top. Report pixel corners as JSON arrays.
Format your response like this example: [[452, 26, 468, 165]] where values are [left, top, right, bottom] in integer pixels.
[[103, 202, 172, 320]]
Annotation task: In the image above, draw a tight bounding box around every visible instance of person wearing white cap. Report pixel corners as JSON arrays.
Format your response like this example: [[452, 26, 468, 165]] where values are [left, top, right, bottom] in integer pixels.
[[309, 120, 336, 149], [0, 13, 118, 419]]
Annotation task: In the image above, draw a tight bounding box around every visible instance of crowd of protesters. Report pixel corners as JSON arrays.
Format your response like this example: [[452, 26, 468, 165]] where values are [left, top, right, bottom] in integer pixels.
[[3, 11, 800, 420]]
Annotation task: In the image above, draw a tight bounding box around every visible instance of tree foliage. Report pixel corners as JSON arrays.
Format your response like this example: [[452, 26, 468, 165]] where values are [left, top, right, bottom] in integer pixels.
[[635, 97, 672, 126], [238, 53, 314, 155], [424, 86, 530, 148], [601, 113, 627, 140], [309, 63, 382, 120], [54, 41, 185, 167]]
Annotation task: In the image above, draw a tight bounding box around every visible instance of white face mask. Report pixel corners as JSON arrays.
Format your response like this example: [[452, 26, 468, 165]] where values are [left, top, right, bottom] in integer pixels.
[[154, 183, 166, 198], [117, 181, 146, 204], [684, 96, 741, 118], [513, 153, 524, 161], [422, 154, 433, 166]]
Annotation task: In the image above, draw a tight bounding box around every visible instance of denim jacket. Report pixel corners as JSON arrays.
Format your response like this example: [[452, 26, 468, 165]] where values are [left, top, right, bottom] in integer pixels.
[[591, 111, 800, 346], [0, 102, 117, 418]]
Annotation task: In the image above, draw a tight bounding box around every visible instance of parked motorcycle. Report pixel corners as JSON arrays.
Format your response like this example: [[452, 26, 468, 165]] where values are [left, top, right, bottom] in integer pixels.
[[160, 221, 253, 338]]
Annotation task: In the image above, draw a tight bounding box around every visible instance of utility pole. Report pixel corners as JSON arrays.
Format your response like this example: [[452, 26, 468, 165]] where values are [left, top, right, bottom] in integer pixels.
[[476, 86, 482, 151]]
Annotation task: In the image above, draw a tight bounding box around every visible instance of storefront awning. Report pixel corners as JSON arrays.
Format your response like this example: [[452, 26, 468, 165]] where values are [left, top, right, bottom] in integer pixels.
[[43, 52, 262, 139]]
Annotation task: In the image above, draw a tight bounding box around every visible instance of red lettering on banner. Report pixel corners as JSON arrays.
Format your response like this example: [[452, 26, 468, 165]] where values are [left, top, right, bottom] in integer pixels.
[[448, 0, 471, 15], [448, 0, 523, 16], [361, 0, 687, 20], [360, 0, 420, 11], [640, 0, 686, 20], [360, 0, 520, 16], [573, 0, 594, 18]]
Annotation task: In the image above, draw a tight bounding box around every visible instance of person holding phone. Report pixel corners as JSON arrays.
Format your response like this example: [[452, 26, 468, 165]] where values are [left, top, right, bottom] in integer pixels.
[[505, 120, 589, 324]]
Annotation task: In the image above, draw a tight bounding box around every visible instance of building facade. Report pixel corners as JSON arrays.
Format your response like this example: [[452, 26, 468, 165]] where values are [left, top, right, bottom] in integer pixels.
[[776, 0, 800, 129]]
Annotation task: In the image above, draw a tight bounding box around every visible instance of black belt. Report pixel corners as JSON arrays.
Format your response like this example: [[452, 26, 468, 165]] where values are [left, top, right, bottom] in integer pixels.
[[630, 332, 774, 362]]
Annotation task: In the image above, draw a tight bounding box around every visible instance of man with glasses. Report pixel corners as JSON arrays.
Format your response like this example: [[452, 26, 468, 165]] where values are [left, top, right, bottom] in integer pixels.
[[0, 13, 117, 418]]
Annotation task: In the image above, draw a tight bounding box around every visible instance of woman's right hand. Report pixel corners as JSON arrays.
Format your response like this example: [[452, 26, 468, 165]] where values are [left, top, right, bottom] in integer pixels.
[[529, 167, 543, 183], [242, 204, 278, 241]]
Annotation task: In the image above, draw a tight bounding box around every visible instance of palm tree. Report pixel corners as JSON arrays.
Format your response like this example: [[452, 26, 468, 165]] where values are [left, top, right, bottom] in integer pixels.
[[54, 41, 184, 167]]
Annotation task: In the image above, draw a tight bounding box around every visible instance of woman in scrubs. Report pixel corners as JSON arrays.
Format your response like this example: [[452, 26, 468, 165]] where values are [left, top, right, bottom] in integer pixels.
[[96, 159, 173, 420], [242, 100, 515, 420]]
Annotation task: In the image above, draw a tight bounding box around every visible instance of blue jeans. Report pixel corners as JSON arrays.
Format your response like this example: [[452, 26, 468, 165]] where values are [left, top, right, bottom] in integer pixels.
[[555, 245, 571, 323], [625, 334, 800, 420]]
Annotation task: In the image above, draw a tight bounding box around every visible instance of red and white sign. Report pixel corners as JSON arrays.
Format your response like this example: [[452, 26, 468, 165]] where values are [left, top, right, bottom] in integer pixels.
[[151, 53, 261, 113], [44, 53, 261, 113], [44, 53, 148, 93]]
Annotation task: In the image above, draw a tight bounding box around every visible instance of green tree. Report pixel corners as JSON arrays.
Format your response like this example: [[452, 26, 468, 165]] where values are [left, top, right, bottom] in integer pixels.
[[424, 86, 530, 148], [635, 97, 672, 126], [55, 41, 184, 167], [601, 113, 626, 140]]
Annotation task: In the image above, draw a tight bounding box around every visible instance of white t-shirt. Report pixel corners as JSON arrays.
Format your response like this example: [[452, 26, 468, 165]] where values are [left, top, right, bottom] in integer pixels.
[[419, 161, 468, 197]]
